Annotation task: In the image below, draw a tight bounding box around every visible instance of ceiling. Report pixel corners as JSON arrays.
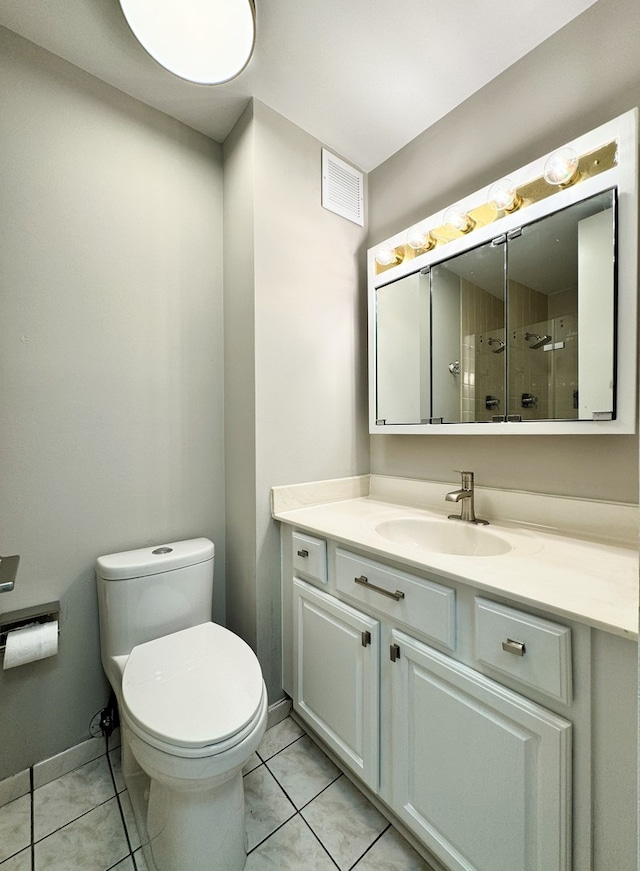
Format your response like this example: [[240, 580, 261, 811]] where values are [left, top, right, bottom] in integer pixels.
[[0, 0, 599, 172]]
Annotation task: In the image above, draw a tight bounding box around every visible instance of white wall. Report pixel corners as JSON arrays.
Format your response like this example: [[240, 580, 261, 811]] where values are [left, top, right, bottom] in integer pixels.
[[367, 0, 640, 504], [224, 100, 370, 701], [0, 28, 226, 779], [223, 104, 258, 654]]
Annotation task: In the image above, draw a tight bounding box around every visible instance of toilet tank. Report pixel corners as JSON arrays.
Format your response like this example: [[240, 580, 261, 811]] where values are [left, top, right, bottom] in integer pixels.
[[96, 538, 215, 669]]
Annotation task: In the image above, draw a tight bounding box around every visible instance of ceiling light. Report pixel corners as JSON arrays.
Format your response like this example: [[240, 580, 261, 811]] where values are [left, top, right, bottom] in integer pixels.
[[374, 245, 402, 267], [119, 0, 256, 85], [406, 226, 436, 251], [443, 205, 476, 234], [487, 178, 521, 213], [543, 147, 580, 187]]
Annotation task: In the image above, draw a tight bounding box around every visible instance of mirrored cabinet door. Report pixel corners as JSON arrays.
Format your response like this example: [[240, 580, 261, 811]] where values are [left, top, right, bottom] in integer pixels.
[[431, 240, 506, 423], [375, 271, 430, 424], [506, 189, 616, 422]]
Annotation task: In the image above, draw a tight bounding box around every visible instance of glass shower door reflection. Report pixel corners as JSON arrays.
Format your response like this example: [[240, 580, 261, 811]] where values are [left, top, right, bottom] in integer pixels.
[[431, 240, 506, 423]]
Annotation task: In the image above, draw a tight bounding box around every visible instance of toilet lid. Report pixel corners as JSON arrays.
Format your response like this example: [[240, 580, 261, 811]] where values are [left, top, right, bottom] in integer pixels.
[[122, 622, 264, 749]]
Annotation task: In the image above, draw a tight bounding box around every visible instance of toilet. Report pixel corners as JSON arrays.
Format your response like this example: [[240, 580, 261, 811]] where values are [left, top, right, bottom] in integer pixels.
[[95, 538, 267, 871]]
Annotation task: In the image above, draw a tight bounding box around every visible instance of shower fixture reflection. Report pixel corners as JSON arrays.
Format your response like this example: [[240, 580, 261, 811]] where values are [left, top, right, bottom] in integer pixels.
[[524, 331, 552, 349]]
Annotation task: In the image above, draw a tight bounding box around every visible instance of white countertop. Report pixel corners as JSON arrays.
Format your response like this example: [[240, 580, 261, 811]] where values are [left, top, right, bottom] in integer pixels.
[[273, 479, 639, 641]]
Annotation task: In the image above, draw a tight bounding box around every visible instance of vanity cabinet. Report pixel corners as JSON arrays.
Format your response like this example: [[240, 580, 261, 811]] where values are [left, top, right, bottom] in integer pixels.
[[281, 524, 637, 871], [390, 629, 571, 871], [293, 578, 380, 790], [288, 539, 575, 871]]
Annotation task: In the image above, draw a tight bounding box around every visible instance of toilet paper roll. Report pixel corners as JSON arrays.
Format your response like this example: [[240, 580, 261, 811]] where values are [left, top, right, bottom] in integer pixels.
[[3, 620, 58, 669]]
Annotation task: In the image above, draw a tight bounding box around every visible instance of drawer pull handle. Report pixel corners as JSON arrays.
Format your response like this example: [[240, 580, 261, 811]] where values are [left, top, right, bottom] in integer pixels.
[[355, 575, 405, 601], [502, 638, 526, 656], [297, 549, 309, 558]]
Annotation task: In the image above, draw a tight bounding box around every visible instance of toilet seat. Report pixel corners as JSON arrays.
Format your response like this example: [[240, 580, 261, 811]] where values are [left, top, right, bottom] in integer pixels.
[[122, 622, 264, 753]]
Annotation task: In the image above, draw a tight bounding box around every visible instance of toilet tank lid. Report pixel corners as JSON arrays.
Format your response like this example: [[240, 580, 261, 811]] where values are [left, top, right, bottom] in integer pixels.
[[96, 538, 214, 580]]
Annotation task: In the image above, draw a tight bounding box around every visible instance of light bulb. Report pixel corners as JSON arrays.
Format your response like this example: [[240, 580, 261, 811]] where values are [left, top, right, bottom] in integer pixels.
[[406, 226, 436, 251], [119, 0, 256, 85], [443, 204, 476, 234], [374, 245, 402, 267], [487, 178, 521, 212], [543, 147, 580, 187]]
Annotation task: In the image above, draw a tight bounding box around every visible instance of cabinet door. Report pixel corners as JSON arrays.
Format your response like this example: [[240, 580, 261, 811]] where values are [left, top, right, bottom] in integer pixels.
[[390, 629, 571, 871], [293, 579, 380, 790]]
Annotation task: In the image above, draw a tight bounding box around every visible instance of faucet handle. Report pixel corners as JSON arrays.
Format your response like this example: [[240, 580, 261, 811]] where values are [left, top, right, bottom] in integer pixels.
[[453, 470, 474, 488]]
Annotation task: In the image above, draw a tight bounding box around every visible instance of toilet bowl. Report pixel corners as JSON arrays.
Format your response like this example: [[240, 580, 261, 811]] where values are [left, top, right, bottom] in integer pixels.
[[96, 539, 267, 871]]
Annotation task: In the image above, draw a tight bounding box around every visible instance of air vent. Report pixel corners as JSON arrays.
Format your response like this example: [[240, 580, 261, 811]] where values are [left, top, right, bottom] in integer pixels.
[[321, 148, 364, 226]]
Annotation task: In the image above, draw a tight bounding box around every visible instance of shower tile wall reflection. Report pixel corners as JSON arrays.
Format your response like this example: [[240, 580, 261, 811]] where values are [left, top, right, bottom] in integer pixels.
[[460, 278, 504, 422], [508, 282, 578, 421]]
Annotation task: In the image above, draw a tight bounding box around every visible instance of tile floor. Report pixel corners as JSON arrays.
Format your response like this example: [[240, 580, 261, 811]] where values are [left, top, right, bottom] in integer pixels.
[[0, 716, 436, 871]]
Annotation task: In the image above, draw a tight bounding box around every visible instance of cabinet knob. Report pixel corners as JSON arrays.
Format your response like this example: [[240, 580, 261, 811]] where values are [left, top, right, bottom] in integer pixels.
[[502, 638, 526, 656], [297, 549, 309, 558], [390, 643, 401, 662]]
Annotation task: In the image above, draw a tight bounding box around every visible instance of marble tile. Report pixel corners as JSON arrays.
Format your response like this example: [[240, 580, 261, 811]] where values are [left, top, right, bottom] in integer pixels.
[[109, 746, 126, 794], [118, 790, 141, 851], [0, 770, 30, 809], [257, 717, 305, 761], [243, 752, 262, 775], [34, 755, 115, 841], [34, 797, 129, 871], [302, 777, 389, 870], [353, 826, 436, 871], [245, 814, 335, 871], [110, 858, 135, 871], [132, 848, 149, 871], [243, 765, 296, 850], [0, 794, 31, 864], [266, 735, 340, 809], [0, 847, 31, 871], [33, 735, 106, 789]]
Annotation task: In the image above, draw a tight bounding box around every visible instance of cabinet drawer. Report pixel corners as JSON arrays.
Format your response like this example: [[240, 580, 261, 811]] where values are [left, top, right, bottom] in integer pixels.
[[292, 531, 327, 585], [475, 598, 572, 704], [336, 549, 455, 650]]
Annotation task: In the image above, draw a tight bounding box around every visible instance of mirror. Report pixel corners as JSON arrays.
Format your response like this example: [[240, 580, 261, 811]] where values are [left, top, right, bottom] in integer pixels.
[[431, 237, 506, 423], [374, 188, 616, 427], [507, 189, 615, 422]]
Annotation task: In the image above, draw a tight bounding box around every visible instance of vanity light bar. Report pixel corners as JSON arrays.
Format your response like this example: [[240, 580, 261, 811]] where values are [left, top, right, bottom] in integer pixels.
[[374, 139, 618, 275]]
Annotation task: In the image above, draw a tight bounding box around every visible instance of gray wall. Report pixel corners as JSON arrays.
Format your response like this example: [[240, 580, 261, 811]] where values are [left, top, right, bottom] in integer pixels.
[[368, 0, 640, 504], [224, 100, 370, 702], [0, 28, 226, 780]]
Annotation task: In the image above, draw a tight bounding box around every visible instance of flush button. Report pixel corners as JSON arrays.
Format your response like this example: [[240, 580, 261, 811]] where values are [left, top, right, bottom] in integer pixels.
[[152, 547, 173, 555]]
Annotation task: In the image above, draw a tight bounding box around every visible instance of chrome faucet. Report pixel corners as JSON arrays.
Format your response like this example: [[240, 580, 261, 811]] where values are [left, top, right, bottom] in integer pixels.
[[445, 471, 489, 525]]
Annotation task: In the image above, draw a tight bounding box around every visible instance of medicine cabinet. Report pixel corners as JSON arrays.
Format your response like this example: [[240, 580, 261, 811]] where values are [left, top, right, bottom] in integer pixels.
[[368, 110, 638, 435]]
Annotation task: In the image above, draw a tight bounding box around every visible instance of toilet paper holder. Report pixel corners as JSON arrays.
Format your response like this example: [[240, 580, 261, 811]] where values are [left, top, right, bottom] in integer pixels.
[[0, 601, 60, 651], [0, 554, 20, 593]]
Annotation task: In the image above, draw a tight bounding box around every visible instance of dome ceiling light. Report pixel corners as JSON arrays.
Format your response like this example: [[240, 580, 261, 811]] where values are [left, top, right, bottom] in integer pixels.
[[119, 0, 256, 85]]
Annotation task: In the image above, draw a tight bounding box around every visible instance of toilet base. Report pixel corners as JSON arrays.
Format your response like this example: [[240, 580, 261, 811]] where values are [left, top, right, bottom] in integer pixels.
[[121, 690, 268, 871], [124, 741, 248, 871], [149, 768, 246, 871]]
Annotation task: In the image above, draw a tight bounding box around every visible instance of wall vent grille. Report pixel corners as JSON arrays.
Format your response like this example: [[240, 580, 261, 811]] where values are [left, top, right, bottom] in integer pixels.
[[322, 149, 364, 226]]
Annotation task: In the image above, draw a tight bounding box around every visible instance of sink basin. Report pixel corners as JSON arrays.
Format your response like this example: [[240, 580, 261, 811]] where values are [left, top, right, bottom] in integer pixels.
[[374, 517, 512, 557]]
